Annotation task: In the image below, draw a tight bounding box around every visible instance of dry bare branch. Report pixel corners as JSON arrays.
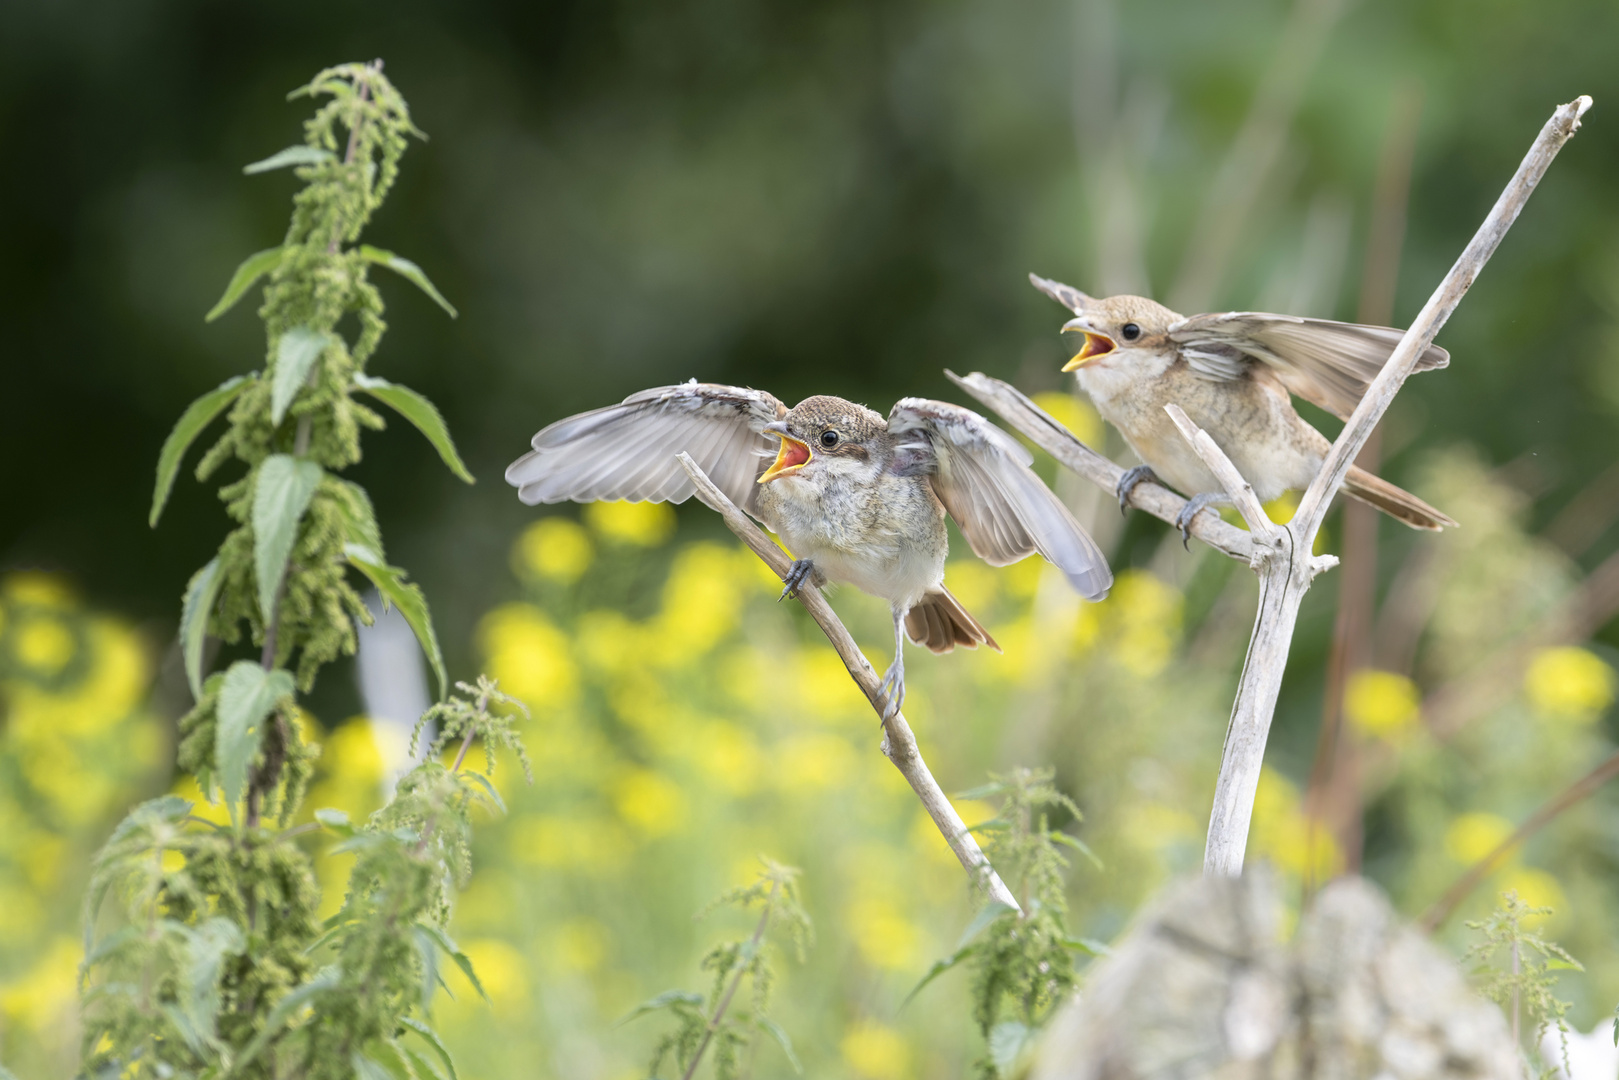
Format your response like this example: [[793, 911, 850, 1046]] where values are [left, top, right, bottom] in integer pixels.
[[674, 452, 1023, 913]]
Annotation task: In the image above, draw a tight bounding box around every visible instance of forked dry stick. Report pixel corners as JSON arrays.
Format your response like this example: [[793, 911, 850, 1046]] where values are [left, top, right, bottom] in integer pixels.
[[962, 97, 1593, 877], [1169, 97, 1592, 875], [674, 452, 1023, 913]]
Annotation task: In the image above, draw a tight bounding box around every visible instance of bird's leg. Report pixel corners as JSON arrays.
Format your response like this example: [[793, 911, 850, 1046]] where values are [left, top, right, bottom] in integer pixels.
[[1173, 491, 1232, 548], [876, 606, 907, 720], [778, 558, 817, 601], [1115, 465, 1162, 516]]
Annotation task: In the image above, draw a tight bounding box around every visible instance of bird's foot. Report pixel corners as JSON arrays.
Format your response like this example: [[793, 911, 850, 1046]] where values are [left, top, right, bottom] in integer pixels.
[[876, 660, 906, 720], [1116, 465, 1161, 516], [778, 558, 816, 601], [1173, 492, 1231, 549]]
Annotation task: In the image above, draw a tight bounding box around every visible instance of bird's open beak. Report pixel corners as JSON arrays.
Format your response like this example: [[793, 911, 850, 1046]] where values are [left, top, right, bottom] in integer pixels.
[[1060, 318, 1116, 371], [759, 428, 813, 483]]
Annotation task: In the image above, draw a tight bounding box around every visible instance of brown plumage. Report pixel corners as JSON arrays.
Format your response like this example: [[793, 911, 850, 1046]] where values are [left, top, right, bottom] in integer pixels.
[[1031, 274, 1458, 535], [904, 587, 1001, 654]]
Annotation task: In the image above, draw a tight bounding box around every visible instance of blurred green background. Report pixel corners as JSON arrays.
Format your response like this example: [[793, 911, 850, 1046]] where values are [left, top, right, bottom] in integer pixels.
[[4, 0, 1619, 1076]]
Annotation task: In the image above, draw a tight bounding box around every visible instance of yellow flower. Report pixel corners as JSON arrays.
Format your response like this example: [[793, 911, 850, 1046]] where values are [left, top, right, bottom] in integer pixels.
[[1031, 391, 1103, 449], [794, 647, 869, 725], [1343, 670, 1422, 741], [584, 500, 676, 546], [553, 917, 610, 973], [841, 1020, 913, 1080], [650, 543, 742, 664], [1249, 768, 1339, 881], [12, 613, 76, 677], [512, 517, 594, 584], [686, 722, 764, 796], [575, 609, 643, 677], [509, 814, 632, 875], [845, 895, 921, 971], [1497, 871, 1567, 924], [612, 767, 687, 837], [775, 732, 858, 793], [942, 560, 998, 615], [0, 936, 80, 1032], [1525, 646, 1616, 721], [1444, 812, 1515, 865], [3, 572, 76, 607], [1101, 570, 1182, 677], [478, 603, 578, 708]]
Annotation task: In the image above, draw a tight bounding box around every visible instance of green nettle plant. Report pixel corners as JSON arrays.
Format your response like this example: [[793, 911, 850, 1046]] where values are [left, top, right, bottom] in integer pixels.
[[626, 861, 811, 1080], [1466, 891, 1582, 1080], [79, 61, 519, 1080], [909, 767, 1100, 1079]]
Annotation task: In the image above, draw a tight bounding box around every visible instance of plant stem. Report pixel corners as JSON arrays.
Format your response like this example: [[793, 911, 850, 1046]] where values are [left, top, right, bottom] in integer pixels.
[[1420, 748, 1619, 931], [1511, 937, 1521, 1047], [680, 880, 780, 1080]]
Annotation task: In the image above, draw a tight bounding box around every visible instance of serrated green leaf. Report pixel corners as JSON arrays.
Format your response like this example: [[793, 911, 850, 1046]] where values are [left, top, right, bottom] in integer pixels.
[[244, 145, 335, 174], [234, 968, 340, 1072], [616, 989, 705, 1027], [216, 660, 295, 818], [272, 327, 336, 426], [353, 374, 474, 484], [344, 544, 447, 698], [988, 1021, 1034, 1073], [351, 1050, 400, 1080], [400, 1017, 459, 1080], [179, 557, 224, 700], [151, 375, 253, 526], [1061, 936, 1112, 957], [901, 943, 980, 1008], [418, 925, 488, 1002], [1050, 831, 1104, 870], [413, 926, 440, 1014], [756, 1016, 802, 1074], [460, 771, 506, 815], [358, 245, 458, 318], [957, 900, 1017, 951], [313, 807, 355, 837], [253, 454, 324, 623], [205, 247, 285, 321], [178, 917, 243, 1050]]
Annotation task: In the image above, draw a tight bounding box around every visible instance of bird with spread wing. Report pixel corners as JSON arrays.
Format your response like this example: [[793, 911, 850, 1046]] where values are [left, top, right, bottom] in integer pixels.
[[1031, 273, 1457, 540], [507, 382, 1112, 716]]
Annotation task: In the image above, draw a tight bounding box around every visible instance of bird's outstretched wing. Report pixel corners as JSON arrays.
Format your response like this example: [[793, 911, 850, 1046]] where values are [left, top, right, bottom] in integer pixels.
[[505, 381, 786, 511], [887, 398, 1113, 600], [1167, 312, 1450, 420]]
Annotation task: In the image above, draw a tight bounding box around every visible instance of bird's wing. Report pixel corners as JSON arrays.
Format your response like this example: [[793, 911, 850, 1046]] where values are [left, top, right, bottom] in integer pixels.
[[886, 398, 1113, 600], [1166, 311, 1449, 419], [505, 381, 786, 511]]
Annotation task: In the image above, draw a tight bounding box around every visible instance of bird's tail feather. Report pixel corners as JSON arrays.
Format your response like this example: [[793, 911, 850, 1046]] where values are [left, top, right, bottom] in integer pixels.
[[1342, 465, 1457, 531], [904, 588, 1002, 655]]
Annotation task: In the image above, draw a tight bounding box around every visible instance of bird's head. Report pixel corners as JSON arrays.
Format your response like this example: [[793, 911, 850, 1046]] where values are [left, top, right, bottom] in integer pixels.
[[1057, 294, 1179, 374], [759, 395, 886, 484]]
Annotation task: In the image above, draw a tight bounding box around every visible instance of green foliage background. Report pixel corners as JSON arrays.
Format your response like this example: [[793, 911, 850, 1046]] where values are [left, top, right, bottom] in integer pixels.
[[3, 0, 1619, 1077]]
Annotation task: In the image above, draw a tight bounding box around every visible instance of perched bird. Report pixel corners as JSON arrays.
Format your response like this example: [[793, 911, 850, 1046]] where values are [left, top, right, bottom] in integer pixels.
[[1031, 274, 1457, 539], [506, 382, 1112, 715]]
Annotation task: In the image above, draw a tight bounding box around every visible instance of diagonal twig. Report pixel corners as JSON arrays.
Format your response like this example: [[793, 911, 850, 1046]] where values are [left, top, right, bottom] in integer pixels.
[[946, 370, 1261, 563], [674, 453, 1023, 913]]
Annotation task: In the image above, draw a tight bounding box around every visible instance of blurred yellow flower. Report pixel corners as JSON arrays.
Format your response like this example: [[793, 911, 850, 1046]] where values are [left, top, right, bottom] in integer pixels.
[[1102, 570, 1182, 678], [1031, 390, 1103, 448], [1525, 646, 1615, 721], [510, 814, 632, 874], [717, 646, 776, 711], [1343, 670, 1422, 741], [612, 767, 688, 836], [795, 647, 869, 725], [513, 517, 595, 584], [4, 572, 76, 607], [553, 917, 611, 973], [1444, 812, 1515, 865], [943, 559, 998, 615], [1249, 768, 1339, 881], [776, 732, 858, 793], [841, 1019, 913, 1080], [845, 895, 921, 971], [1497, 871, 1567, 924], [13, 614, 76, 677], [584, 499, 676, 546], [304, 720, 388, 825], [652, 543, 742, 663], [1003, 556, 1043, 600], [453, 938, 530, 1018], [575, 609, 642, 677], [0, 936, 79, 1032], [686, 722, 764, 796], [479, 603, 579, 708]]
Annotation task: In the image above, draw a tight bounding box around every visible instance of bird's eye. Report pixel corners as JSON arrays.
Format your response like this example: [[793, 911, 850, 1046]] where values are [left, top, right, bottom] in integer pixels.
[[1121, 322, 1142, 341], [819, 430, 839, 449]]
